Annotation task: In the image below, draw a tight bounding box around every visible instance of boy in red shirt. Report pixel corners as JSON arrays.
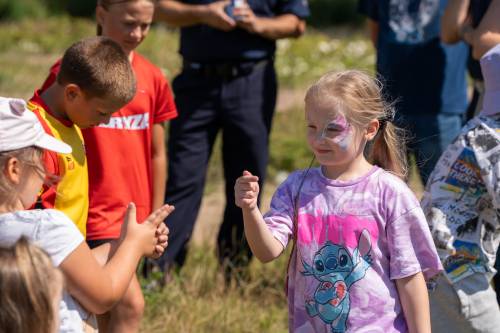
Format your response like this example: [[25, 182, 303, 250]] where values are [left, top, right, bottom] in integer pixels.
[[41, 1, 177, 332], [30, 36, 136, 238]]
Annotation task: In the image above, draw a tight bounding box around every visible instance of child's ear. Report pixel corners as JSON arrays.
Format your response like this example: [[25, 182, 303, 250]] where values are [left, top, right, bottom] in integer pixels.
[[64, 84, 82, 103], [4, 157, 22, 185], [364, 119, 380, 141], [95, 5, 106, 27]]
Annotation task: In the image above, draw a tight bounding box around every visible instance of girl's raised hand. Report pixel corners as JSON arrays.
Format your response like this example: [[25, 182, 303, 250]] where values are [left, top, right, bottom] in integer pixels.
[[235, 170, 259, 210]]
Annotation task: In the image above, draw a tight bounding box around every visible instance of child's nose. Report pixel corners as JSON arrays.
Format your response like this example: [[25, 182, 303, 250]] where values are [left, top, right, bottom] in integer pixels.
[[130, 26, 142, 40]]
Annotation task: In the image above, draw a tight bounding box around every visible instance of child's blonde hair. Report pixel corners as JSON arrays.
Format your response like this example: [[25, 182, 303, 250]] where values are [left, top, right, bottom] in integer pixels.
[[0, 237, 62, 333], [305, 70, 408, 179], [0, 147, 44, 204], [96, 0, 155, 35]]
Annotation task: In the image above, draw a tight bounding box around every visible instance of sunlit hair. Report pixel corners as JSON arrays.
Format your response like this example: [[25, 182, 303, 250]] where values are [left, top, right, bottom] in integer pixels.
[[305, 70, 408, 180], [57, 36, 136, 108], [96, 0, 155, 35], [0, 237, 62, 333], [0, 147, 44, 206]]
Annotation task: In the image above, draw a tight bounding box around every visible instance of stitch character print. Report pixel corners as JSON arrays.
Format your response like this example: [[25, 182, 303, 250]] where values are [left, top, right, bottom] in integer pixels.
[[301, 229, 373, 332]]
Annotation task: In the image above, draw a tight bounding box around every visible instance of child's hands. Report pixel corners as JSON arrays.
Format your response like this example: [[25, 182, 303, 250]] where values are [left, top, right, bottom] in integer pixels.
[[150, 221, 170, 259], [234, 170, 259, 210], [122, 203, 175, 257]]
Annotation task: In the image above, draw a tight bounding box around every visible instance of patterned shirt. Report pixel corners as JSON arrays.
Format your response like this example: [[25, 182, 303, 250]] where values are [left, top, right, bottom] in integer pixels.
[[265, 166, 441, 332], [422, 114, 500, 283]]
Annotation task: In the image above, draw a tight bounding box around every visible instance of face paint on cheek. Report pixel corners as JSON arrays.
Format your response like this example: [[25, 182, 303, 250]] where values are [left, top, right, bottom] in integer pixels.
[[320, 115, 352, 150]]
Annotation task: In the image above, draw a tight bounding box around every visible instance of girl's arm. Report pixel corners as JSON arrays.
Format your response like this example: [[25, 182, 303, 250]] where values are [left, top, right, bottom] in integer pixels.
[[235, 171, 284, 263], [395, 272, 431, 333], [242, 207, 284, 262], [152, 123, 167, 211], [60, 204, 173, 314]]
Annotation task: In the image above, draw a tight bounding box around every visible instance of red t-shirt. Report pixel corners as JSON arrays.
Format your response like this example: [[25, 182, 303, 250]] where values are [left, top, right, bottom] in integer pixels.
[[42, 52, 177, 240]]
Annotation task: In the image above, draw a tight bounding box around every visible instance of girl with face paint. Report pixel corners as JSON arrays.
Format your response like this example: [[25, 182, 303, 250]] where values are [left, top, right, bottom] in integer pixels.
[[234, 70, 441, 333]]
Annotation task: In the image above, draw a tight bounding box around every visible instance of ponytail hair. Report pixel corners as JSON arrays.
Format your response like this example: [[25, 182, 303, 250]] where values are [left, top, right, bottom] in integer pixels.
[[305, 70, 408, 180], [369, 119, 408, 180]]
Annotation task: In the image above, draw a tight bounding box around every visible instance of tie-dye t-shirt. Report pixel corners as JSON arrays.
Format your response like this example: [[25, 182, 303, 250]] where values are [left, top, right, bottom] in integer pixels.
[[264, 166, 442, 333]]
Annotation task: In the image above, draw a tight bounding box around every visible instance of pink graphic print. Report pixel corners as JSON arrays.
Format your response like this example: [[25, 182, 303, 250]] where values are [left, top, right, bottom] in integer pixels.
[[297, 212, 379, 249]]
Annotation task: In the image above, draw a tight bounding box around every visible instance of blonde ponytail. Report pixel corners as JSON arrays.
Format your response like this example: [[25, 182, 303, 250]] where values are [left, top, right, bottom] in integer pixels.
[[369, 121, 408, 180]]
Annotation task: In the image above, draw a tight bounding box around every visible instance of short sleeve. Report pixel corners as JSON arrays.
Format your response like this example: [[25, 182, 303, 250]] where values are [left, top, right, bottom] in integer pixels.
[[275, 0, 310, 19], [387, 207, 442, 280], [35, 210, 84, 267], [357, 0, 379, 21], [153, 72, 177, 124], [263, 174, 299, 248]]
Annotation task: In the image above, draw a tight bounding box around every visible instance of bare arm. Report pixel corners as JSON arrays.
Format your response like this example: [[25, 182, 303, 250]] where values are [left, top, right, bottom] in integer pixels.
[[469, 0, 500, 59], [235, 171, 284, 262], [155, 0, 236, 31], [396, 272, 431, 333], [60, 204, 173, 314], [440, 0, 471, 44], [234, 5, 305, 39], [242, 207, 284, 262], [367, 19, 379, 48], [152, 123, 167, 211]]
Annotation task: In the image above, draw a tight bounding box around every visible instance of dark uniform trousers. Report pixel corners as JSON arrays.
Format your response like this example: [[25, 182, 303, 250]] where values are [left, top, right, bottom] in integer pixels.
[[159, 59, 277, 273]]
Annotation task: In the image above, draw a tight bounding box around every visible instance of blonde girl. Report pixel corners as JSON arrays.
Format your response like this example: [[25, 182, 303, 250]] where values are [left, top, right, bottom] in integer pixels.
[[0, 97, 172, 333], [235, 70, 442, 332], [0, 237, 63, 333]]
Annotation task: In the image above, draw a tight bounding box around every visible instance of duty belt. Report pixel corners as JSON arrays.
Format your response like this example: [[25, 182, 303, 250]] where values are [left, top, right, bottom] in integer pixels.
[[182, 59, 269, 79]]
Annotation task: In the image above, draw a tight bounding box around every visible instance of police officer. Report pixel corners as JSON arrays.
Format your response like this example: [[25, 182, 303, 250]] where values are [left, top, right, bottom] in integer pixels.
[[155, 0, 309, 279]]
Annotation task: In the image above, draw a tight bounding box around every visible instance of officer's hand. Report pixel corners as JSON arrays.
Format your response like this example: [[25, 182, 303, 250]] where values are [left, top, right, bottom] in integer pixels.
[[202, 0, 236, 31], [233, 4, 263, 35], [235, 170, 260, 210]]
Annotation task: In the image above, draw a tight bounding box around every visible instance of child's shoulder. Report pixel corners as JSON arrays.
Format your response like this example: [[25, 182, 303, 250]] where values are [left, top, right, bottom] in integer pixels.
[[373, 168, 418, 200], [12, 209, 72, 224], [132, 52, 167, 78]]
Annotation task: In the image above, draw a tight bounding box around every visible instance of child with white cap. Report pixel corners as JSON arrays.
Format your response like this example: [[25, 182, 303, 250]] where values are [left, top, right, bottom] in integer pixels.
[[0, 96, 173, 333], [421, 43, 500, 333]]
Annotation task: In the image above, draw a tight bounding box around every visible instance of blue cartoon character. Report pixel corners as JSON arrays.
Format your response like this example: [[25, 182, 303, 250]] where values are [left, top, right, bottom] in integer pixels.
[[302, 229, 372, 333]]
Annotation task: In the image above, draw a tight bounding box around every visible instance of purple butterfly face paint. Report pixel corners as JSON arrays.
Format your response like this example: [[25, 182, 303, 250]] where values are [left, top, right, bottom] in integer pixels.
[[319, 114, 353, 151]]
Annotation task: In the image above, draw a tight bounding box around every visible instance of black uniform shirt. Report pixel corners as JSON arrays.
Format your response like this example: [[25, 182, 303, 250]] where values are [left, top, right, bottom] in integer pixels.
[[178, 0, 309, 63]]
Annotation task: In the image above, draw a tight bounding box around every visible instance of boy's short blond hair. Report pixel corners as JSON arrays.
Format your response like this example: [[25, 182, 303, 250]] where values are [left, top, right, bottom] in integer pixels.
[[57, 36, 136, 107]]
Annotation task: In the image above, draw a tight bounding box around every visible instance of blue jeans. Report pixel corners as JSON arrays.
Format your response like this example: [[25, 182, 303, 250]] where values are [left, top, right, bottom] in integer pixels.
[[399, 113, 464, 184]]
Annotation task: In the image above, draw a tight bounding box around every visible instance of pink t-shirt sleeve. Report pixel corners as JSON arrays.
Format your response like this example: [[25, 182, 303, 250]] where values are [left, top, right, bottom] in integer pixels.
[[263, 173, 299, 248], [386, 203, 443, 280]]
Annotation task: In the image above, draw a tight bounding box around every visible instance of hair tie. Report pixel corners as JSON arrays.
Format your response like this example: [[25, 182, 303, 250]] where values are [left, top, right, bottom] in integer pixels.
[[379, 108, 395, 126]]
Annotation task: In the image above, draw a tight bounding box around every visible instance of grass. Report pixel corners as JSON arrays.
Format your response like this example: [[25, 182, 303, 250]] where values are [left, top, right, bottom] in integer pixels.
[[0, 16, 408, 333]]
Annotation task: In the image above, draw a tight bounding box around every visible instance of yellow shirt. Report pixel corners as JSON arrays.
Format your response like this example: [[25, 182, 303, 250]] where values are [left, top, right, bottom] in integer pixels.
[[27, 93, 89, 236]]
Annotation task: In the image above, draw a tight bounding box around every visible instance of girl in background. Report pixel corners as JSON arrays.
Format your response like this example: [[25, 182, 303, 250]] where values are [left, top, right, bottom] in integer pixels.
[[0, 237, 63, 333], [234, 70, 442, 332]]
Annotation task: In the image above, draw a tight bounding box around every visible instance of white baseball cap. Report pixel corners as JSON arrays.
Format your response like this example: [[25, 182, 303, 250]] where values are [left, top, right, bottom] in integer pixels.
[[0, 97, 72, 154]]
